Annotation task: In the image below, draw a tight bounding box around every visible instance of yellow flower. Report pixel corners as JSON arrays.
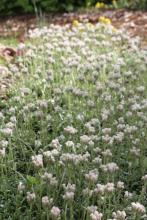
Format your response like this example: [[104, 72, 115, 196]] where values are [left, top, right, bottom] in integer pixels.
[[112, 0, 117, 7], [72, 20, 79, 27], [86, 22, 94, 29], [95, 2, 106, 9], [99, 16, 111, 25]]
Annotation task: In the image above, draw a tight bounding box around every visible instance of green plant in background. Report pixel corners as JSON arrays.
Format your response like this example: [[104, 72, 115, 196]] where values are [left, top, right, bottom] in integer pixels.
[[0, 0, 33, 15], [130, 0, 147, 9], [0, 0, 147, 15], [112, 0, 147, 9], [111, 0, 129, 9]]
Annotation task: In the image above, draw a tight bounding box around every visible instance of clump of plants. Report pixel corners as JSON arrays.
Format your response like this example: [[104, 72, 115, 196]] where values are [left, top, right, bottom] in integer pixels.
[[0, 21, 147, 219], [111, 0, 147, 10]]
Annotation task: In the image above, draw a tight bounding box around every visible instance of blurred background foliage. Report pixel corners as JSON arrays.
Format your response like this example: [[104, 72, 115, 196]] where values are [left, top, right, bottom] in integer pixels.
[[0, 0, 146, 16]]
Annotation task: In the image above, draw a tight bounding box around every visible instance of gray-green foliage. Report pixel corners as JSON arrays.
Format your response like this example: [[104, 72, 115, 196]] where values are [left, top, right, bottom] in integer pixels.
[[0, 23, 147, 219]]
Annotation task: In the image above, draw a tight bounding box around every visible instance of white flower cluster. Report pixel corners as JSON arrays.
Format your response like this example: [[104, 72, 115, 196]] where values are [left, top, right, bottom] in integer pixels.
[[1, 21, 147, 219]]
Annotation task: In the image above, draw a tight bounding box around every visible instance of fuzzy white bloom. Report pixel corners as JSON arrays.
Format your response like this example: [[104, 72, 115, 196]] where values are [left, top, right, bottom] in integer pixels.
[[63, 191, 74, 201], [117, 181, 124, 190], [42, 196, 49, 207], [131, 202, 146, 214], [62, 182, 76, 200], [90, 210, 103, 220], [100, 162, 119, 173], [42, 172, 58, 185], [37, 100, 48, 109], [50, 206, 61, 219], [0, 148, 5, 157], [17, 182, 25, 193], [80, 135, 91, 144], [96, 82, 104, 91], [101, 109, 110, 121], [26, 192, 36, 203], [102, 128, 111, 135], [94, 184, 105, 195], [20, 87, 31, 95], [5, 122, 15, 129], [87, 206, 97, 214], [112, 210, 126, 219], [63, 183, 76, 192], [1, 128, 13, 136], [124, 191, 133, 199], [65, 141, 74, 148], [43, 149, 60, 161], [82, 188, 93, 197], [136, 86, 145, 93], [114, 132, 124, 142], [92, 157, 102, 165], [102, 149, 112, 157], [130, 147, 140, 157], [10, 116, 17, 123], [105, 182, 115, 193], [32, 154, 43, 167], [0, 140, 8, 147], [85, 169, 99, 183], [42, 196, 53, 207], [64, 126, 77, 134]]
